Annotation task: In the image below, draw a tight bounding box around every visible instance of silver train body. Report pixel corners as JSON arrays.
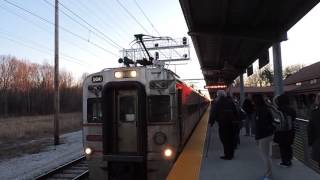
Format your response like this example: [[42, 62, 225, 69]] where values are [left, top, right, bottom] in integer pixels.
[[82, 66, 209, 180]]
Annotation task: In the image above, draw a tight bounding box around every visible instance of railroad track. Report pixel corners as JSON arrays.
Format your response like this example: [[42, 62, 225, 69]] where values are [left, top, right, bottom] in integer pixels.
[[34, 156, 89, 180]]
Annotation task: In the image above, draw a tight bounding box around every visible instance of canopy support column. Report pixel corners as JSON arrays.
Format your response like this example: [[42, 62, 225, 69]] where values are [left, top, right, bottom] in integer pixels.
[[272, 42, 284, 96]]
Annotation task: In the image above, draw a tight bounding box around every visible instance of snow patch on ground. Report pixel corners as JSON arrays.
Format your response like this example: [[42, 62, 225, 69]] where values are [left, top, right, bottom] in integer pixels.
[[0, 131, 84, 180]]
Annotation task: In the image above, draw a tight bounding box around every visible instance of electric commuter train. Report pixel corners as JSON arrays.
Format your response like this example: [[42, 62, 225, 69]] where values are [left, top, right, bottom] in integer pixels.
[[82, 65, 209, 179]]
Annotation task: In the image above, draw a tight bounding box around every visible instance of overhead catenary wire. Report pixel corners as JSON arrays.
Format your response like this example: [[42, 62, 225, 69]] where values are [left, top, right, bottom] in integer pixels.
[[88, 0, 132, 35], [0, 33, 92, 67], [0, 4, 52, 34], [55, 0, 124, 49], [0, 30, 91, 67], [128, 3, 172, 63], [42, 0, 122, 50], [3, 0, 119, 58], [0, 4, 103, 60], [133, 0, 161, 36], [73, 0, 131, 42], [115, 0, 151, 35]]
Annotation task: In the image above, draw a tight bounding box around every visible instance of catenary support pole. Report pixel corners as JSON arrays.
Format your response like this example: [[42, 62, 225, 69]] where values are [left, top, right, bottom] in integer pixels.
[[54, 0, 60, 145], [272, 42, 284, 96]]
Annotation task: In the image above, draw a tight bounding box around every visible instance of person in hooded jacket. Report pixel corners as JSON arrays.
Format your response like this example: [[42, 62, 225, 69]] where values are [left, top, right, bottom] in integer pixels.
[[273, 94, 296, 167], [252, 94, 275, 180], [308, 92, 320, 169]]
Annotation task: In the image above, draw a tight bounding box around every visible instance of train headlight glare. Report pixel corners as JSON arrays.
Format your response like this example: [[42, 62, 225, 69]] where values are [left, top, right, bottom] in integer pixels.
[[163, 148, 173, 158], [114, 71, 123, 78], [85, 147, 92, 155], [129, 70, 137, 77]]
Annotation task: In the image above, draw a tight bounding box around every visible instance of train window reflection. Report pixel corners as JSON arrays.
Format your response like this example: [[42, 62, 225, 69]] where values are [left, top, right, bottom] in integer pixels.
[[148, 95, 171, 122], [87, 98, 102, 123], [119, 96, 136, 122]]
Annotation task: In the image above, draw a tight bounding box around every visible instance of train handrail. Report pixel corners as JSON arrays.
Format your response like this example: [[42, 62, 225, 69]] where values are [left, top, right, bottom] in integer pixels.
[[296, 117, 309, 122], [293, 117, 320, 173]]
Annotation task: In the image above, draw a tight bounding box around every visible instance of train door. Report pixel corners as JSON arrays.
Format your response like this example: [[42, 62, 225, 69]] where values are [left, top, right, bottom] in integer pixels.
[[102, 82, 146, 180], [116, 90, 138, 152]]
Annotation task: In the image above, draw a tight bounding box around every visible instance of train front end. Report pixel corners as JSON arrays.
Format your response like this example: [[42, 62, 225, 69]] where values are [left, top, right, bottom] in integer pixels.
[[82, 67, 178, 180]]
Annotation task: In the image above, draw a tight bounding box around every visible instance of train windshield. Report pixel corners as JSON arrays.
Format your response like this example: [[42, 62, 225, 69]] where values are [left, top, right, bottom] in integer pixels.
[[148, 95, 171, 122], [119, 96, 136, 122], [87, 98, 102, 123]]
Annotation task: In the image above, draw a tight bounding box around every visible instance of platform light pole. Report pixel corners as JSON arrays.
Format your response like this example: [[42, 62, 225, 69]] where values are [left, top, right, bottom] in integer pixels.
[[54, 0, 60, 145]]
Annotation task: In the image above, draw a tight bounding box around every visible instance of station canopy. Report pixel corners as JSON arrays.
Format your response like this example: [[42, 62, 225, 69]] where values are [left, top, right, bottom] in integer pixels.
[[179, 0, 319, 87]]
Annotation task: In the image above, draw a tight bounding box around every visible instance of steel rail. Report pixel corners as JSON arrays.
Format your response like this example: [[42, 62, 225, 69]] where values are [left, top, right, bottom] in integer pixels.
[[34, 155, 88, 180]]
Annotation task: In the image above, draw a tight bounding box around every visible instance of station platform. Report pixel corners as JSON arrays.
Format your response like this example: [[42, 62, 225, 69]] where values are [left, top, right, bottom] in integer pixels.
[[167, 108, 320, 180]]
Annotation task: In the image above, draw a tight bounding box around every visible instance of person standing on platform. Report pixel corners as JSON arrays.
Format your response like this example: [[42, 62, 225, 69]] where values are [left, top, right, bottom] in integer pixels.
[[252, 94, 275, 180], [229, 94, 244, 149], [308, 92, 320, 169], [209, 90, 239, 160], [243, 97, 255, 136], [273, 94, 296, 167]]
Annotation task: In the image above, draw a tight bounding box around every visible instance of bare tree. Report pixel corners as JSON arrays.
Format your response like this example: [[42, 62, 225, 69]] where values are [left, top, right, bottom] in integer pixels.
[[0, 55, 82, 117], [0, 56, 17, 116], [245, 64, 303, 87], [245, 71, 261, 87], [39, 63, 54, 90], [283, 64, 304, 79], [259, 65, 274, 86]]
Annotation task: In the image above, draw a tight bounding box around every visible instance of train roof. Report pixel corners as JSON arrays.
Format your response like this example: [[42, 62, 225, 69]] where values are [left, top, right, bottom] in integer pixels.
[[85, 65, 207, 98], [84, 65, 180, 81]]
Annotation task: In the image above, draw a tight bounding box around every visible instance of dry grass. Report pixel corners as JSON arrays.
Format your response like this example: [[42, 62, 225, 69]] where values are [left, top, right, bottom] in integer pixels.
[[0, 112, 82, 143], [0, 113, 82, 160]]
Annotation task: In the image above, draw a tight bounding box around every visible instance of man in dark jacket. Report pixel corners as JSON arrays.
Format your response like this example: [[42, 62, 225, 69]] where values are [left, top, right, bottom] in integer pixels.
[[308, 93, 320, 168], [232, 97, 244, 149], [242, 97, 255, 136], [209, 90, 239, 160]]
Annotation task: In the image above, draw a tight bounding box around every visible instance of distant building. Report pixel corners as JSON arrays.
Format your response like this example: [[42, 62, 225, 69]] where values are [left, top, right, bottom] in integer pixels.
[[230, 61, 320, 119], [284, 61, 320, 94]]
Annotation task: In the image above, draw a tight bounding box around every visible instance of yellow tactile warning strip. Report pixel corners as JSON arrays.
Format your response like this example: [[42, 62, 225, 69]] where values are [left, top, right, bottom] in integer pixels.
[[167, 108, 209, 180]]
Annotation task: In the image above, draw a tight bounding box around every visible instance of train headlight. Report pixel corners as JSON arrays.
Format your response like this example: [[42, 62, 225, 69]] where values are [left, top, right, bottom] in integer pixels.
[[153, 132, 167, 145], [114, 71, 137, 78], [163, 147, 173, 159], [114, 71, 123, 78], [129, 70, 137, 77], [85, 147, 93, 155]]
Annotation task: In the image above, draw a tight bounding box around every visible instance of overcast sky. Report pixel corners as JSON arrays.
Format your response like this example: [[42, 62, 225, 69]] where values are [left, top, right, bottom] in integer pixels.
[[0, 0, 319, 91]]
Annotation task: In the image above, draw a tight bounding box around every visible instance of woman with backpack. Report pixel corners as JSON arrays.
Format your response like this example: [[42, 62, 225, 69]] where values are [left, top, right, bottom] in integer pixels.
[[252, 94, 275, 180], [274, 94, 296, 167], [308, 92, 320, 169]]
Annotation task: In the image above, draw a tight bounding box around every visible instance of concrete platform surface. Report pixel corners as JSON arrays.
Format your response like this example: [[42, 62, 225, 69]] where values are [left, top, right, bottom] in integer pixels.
[[200, 125, 320, 180]]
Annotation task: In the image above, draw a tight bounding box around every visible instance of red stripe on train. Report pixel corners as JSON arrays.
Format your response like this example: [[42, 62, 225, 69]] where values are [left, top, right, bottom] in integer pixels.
[[86, 135, 103, 141]]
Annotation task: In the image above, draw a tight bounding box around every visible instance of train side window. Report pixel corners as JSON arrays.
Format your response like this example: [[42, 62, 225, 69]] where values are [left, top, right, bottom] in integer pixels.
[[148, 95, 171, 122], [119, 96, 136, 122], [87, 98, 102, 123]]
